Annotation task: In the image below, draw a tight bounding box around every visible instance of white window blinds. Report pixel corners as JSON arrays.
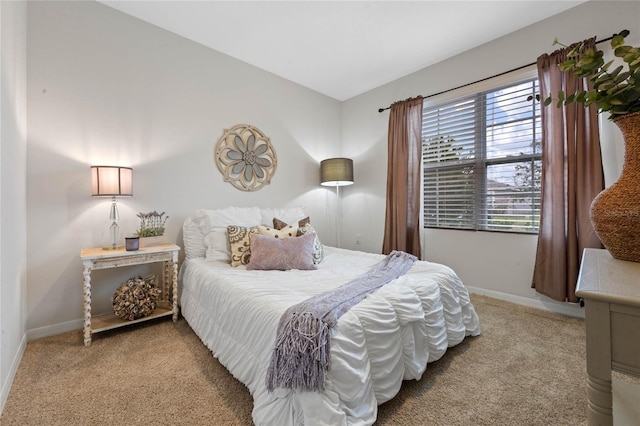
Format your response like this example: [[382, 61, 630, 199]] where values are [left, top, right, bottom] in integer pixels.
[[423, 77, 542, 233]]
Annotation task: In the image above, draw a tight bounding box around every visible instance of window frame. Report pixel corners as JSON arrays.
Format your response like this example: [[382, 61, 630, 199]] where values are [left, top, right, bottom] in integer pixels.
[[421, 65, 541, 234]]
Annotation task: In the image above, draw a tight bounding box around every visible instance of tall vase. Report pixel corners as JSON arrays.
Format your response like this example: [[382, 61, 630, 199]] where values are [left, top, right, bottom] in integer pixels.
[[590, 111, 640, 263]]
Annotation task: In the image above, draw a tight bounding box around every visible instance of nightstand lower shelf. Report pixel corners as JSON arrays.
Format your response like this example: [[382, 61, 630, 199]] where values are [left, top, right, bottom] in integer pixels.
[[91, 303, 174, 334]]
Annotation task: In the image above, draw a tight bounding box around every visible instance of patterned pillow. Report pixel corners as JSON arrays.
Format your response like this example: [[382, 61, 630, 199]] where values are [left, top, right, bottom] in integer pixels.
[[258, 225, 298, 239], [247, 233, 316, 271], [273, 216, 310, 230], [227, 225, 259, 267], [298, 224, 324, 264]]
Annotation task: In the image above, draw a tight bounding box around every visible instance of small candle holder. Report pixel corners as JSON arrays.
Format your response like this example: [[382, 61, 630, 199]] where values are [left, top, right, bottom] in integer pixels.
[[125, 236, 140, 251]]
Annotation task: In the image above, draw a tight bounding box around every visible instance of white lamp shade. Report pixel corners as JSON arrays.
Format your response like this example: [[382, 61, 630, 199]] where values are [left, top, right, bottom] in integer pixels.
[[320, 158, 354, 187], [91, 166, 133, 196]]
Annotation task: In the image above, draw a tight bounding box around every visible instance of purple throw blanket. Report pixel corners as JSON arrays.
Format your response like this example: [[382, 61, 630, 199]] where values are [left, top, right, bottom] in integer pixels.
[[265, 250, 417, 392]]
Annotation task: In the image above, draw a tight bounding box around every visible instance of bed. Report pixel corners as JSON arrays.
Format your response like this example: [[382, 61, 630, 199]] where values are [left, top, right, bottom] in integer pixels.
[[179, 207, 481, 425]]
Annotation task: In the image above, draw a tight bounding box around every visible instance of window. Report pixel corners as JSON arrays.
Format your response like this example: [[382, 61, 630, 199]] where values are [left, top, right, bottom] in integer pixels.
[[422, 72, 541, 233]]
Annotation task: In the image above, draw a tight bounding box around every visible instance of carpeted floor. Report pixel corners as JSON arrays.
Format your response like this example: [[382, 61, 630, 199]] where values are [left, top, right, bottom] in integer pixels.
[[0, 295, 587, 425]]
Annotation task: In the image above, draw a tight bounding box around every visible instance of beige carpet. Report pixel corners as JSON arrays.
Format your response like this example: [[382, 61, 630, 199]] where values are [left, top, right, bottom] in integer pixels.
[[1, 295, 587, 425]]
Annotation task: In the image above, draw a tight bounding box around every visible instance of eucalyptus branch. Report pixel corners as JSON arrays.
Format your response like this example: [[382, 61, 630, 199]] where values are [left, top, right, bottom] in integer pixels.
[[529, 30, 638, 120]]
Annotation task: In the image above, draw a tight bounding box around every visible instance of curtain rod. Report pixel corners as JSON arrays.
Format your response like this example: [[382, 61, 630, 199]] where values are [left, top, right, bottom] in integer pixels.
[[377, 29, 629, 113]]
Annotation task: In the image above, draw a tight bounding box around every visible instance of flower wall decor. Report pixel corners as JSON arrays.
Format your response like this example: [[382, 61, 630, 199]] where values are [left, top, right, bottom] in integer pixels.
[[215, 124, 278, 191]]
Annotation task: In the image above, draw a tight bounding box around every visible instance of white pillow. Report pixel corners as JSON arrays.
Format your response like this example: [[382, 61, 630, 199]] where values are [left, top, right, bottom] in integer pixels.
[[204, 227, 231, 262], [259, 207, 306, 226], [195, 207, 261, 262], [183, 216, 206, 259], [196, 207, 262, 234]]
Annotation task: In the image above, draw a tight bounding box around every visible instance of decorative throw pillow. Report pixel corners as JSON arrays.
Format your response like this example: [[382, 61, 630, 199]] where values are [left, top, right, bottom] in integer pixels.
[[247, 233, 316, 271], [272, 218, 324, 264], [258, 225, 298, 239], [227, 225, 259, 267], [298, 223, 325, 264], [273, 216, 310, 230]]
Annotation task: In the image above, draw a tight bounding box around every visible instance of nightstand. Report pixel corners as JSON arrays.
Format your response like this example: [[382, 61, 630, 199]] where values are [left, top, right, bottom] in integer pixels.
[[80, 244, 180, 346], [576, 248, 640, 425]]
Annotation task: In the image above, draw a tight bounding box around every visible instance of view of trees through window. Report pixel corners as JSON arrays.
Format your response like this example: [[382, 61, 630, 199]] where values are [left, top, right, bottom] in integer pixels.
[[422, 78, 542, 233]]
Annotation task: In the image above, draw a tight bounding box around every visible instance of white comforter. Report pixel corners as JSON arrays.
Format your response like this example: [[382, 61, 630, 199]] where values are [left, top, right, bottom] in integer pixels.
[[180, 247, 481, 425]]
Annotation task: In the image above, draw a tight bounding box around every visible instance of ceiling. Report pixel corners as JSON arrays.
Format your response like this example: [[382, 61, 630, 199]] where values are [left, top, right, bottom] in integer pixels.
[[100, 1, 585, 101]]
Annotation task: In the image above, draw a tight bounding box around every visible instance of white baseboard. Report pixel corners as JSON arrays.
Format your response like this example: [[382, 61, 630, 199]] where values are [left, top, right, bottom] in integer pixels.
[[26, 318, 83, 342], [466, 286, 585, 319], [0, 320, 86, 415], [0, 333, 27, 414]]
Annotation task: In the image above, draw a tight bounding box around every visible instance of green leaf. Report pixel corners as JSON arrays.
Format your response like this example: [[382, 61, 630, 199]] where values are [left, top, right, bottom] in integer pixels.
[[615, 45, 632, 58], [609, 65, 624, 79], [599, 80, 618, 91], [559, 60, 575, 72], [611, 34, 625, 49], [614, 71, 630, 84]]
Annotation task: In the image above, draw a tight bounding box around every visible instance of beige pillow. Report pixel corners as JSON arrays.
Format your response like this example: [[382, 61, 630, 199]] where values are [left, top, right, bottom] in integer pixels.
[[273, 216, 310, 230], [258, 225, 298, 239], [227, 225, 259, 267]]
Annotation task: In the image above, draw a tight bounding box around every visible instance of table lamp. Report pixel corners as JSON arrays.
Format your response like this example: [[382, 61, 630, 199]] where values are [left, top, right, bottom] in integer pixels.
[[91, 166, 133, 250]]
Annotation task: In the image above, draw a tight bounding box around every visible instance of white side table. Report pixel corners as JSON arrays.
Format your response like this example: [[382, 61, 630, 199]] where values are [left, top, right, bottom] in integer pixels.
[[80, 244, 180, 346], [576, 248, 640, 425]]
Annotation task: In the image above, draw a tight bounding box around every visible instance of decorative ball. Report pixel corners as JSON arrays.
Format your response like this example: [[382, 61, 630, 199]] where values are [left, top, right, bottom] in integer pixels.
[[112, 275, 161, 321]]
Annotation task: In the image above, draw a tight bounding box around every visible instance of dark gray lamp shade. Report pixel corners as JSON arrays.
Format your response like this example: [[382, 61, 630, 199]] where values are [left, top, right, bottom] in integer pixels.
[[320, 158, 354, 187]]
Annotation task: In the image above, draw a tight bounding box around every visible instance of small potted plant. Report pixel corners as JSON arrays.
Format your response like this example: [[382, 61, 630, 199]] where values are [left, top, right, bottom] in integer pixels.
[[136, 211, 169, 247]]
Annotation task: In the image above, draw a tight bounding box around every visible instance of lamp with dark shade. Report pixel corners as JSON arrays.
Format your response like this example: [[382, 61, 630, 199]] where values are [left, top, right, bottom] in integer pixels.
[[91, 166, 133, 250], [320, 158, 354, 248], [320, 158, 354, 187]]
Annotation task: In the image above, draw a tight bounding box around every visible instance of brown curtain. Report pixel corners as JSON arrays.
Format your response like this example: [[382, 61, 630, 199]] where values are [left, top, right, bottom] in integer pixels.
[[532, 38, 604, 302], [382, 96, 423, 257]]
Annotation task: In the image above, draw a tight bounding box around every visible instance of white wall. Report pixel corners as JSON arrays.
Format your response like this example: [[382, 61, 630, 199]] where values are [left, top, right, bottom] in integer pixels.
[[22, 0, 640, 334], [0, 0, 28, 411], [341, 0, 640, 313], [26, 1, 342, 332]]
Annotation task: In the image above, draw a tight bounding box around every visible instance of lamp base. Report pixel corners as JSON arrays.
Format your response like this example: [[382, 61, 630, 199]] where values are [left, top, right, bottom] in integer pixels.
[[102, 245, 124, 251]]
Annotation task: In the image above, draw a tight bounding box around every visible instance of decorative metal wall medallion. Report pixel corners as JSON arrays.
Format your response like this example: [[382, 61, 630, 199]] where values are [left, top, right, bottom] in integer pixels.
[[215, 124, 278, 191]]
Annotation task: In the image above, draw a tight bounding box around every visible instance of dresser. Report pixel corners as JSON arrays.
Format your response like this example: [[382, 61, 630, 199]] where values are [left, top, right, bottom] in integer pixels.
[[575, 248, 640, 426]]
